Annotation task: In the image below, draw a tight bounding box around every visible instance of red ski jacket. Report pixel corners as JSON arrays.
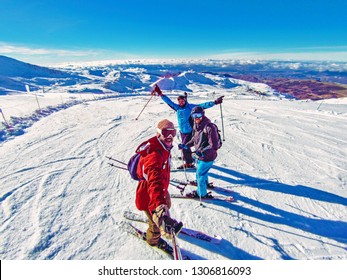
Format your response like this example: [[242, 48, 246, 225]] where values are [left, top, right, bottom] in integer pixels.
[[135, 136, 172, 213]]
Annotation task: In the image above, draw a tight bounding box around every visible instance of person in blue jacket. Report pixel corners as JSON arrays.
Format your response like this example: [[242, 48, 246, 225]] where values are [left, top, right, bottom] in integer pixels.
[[152, 84, 223, 169]]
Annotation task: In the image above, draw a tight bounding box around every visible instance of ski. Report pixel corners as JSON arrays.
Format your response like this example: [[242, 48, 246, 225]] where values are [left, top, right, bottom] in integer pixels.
[[124, 211, 222, 244], [170, 179, 196, 186], [123, 222, 190, 260], [171, 167, 196, 172], [171, 156, 183, 161], [170, 193, 235, 202], [169, 181, 186, 194], [170, 179, 234, 195]]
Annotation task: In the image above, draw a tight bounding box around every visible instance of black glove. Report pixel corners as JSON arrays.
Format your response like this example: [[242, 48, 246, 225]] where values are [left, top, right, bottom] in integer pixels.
[[152, 205, 183, 238], [192, 151, 204, 160], [214, 95, 224, 105]]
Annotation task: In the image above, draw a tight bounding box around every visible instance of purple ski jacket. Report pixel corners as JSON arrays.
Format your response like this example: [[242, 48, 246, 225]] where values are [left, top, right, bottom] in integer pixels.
[[186, 116, 219, 162]]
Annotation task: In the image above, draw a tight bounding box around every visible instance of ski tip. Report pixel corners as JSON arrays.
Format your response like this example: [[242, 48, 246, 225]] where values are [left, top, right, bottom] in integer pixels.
[[213, 235, 223, 244]]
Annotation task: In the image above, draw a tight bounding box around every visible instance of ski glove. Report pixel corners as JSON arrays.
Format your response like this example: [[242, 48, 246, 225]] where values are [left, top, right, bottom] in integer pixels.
[[152, 204, 183, 238], [192, 151, 204, 160], [152, 84, 163, 96], [214, 95, 224, 105], [178, 143, 188, 150]]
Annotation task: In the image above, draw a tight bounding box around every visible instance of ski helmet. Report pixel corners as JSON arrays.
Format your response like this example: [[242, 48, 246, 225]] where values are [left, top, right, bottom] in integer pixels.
[[191, 106, 204, 115]]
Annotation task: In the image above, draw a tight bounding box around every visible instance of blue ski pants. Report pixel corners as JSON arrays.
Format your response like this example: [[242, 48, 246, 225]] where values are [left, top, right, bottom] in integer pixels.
[[196, 160, 214, 197]]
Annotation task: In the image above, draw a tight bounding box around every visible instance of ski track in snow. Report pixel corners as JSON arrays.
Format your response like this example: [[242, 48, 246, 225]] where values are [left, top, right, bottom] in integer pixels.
[[0, 95, 347, 260]]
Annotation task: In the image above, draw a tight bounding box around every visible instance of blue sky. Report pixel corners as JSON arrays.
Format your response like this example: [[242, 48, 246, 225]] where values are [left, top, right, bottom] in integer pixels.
[[1, 0, 347, 65]]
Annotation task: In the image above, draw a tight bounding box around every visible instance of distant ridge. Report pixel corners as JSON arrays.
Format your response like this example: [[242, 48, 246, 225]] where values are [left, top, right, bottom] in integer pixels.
[[0, 55, 87, 94], [1, 55, 346, 99], [0, 55, 72, 78]]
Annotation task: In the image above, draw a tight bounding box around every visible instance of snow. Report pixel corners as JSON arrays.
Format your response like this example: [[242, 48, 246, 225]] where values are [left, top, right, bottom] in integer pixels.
[[0, 58, 347, 261]]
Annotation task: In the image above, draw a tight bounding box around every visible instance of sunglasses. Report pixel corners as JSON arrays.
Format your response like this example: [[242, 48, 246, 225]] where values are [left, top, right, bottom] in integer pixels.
[[157, 128, 177, 138], [192, 113, 203, 119]]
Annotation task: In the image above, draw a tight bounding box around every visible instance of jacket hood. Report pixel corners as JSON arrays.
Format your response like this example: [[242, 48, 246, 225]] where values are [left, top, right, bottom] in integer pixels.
[[136, 136, 171, 155]]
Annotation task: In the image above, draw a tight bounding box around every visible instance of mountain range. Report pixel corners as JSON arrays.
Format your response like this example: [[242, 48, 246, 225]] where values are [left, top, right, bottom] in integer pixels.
[[1, 55, 347, 100]]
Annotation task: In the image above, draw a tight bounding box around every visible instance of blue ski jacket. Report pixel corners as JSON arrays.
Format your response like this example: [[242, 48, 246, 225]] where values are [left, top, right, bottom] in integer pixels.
[[161, 95, 215, 134]]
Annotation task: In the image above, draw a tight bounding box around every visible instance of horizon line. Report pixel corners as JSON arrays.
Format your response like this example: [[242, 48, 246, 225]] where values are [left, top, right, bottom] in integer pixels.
[[1, 42, 347, 66]]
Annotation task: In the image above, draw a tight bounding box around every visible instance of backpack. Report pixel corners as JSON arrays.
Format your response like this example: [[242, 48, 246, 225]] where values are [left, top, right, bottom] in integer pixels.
[[127, 153, 143, 181], [203, 123, 222, 150], [127, 143, 166, 181]]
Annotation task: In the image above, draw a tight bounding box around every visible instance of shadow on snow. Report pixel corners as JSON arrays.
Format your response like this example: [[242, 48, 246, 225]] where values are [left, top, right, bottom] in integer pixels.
[[206, 165, 347, 247]]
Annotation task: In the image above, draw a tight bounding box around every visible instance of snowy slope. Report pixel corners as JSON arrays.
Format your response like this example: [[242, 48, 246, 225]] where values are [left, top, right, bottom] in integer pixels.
[[0, 91, 346, 260], [0, 55, 88, 95], [0, 55, 71, 78]]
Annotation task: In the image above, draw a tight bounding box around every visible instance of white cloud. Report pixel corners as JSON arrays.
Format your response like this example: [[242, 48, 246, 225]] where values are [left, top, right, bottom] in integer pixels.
[[1, 42, 347, 66], [0, 42, 141, 65], [288, 46, 347, 51], [209, 48, 347, 62], [0, 42, 97, 56]]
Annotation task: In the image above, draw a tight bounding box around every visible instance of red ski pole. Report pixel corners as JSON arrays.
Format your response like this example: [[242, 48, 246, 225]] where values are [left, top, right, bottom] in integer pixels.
[[135, 86, 157, 120], [171, 231, 183, 260]]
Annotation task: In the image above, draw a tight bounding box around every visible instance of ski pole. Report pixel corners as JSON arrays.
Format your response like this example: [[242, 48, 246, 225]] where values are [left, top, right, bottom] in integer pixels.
[[171, 231, 183, 260], [106, 156, 127, 166], [135, 94, 154, 120], [220, 103, 225, 141], [177, 134, 189, 182], [194, 157, 203, 207], [181, 149, 189, 182], [0, 108, 11, 129], [107, 163, 128, 170], [317, 99, 324, 110]]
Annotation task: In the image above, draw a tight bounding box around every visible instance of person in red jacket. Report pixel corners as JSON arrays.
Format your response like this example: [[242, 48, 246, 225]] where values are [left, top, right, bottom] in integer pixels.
[[135, 119, 183, 249]]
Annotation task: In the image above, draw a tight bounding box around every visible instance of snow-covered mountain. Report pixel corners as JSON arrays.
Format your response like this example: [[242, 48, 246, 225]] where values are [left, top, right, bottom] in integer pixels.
[[0, 55, 72, 78], [0, 55, 312, 96], [0, 56, 346, 261], [0, 55, 87, 95], [2, 55, 347, 100]]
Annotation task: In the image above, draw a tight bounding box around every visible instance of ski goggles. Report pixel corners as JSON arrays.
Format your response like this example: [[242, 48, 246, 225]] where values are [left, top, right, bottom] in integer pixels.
[[192, 113, 203, 119], [157, 128, 177, 138]]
